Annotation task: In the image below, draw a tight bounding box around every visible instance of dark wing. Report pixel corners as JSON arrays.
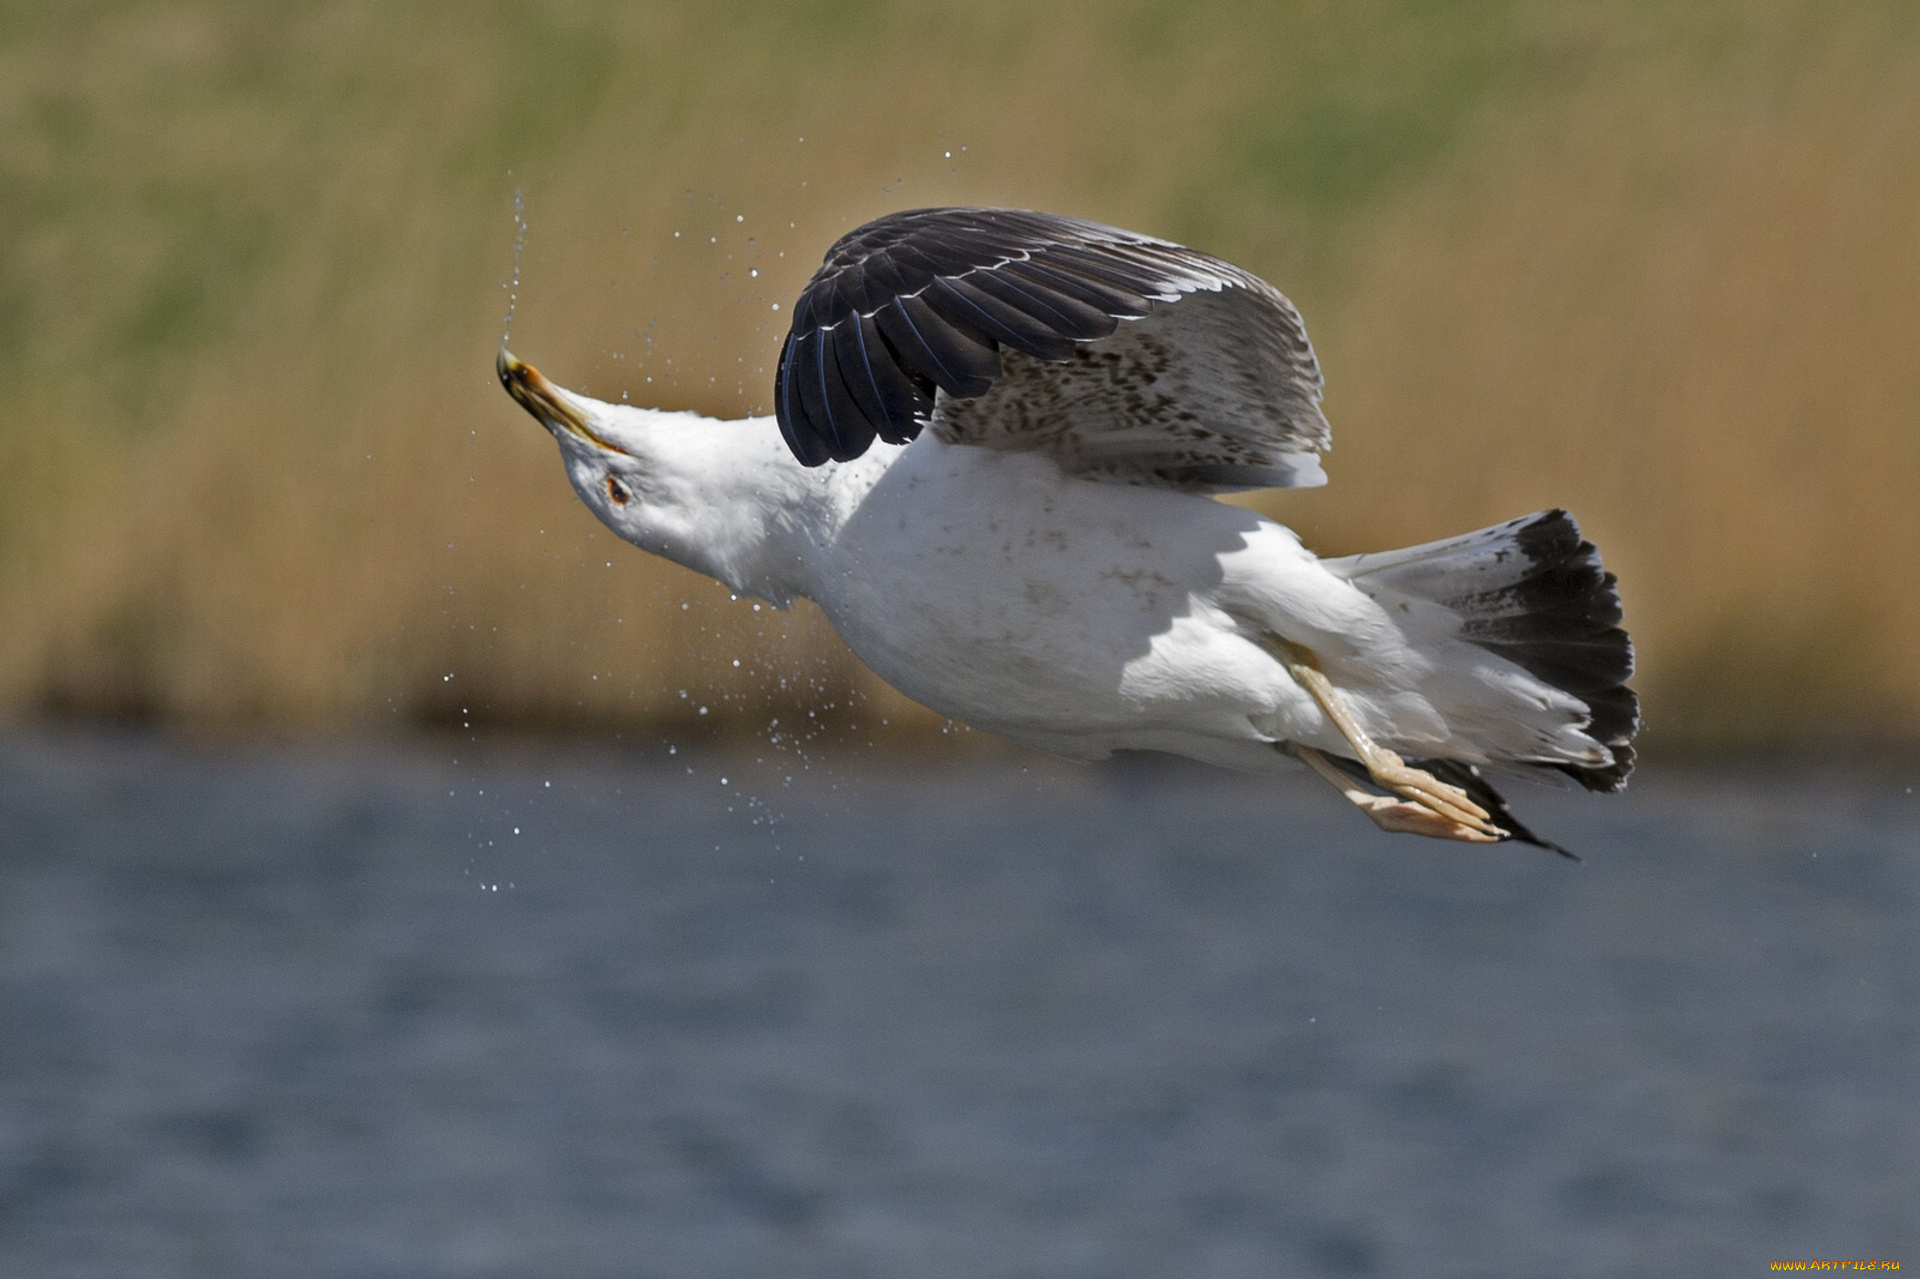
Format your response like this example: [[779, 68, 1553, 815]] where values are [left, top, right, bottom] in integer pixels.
[[773, 207, 1330, 492]]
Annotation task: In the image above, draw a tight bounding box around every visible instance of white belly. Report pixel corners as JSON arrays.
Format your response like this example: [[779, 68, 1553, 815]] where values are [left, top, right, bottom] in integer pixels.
[[801, 438, 1358, 763]]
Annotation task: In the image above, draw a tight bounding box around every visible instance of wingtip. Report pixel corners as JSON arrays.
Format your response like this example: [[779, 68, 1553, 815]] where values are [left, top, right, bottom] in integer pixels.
[[1515, 833, 1584, 864]]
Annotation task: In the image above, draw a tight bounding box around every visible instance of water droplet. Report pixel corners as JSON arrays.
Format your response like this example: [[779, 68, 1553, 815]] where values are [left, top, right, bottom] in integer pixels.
[[502, 187, 529, 343]]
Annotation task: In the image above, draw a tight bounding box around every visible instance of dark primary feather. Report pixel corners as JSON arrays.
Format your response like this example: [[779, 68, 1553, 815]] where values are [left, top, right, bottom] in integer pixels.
[[786, 331, 836, 457], [775, 333, 831, 466], [923, 277, 1076, 358], [773, 207, 1331, 491], [887, 294, 999, 395], [827, 319, 888, 437]]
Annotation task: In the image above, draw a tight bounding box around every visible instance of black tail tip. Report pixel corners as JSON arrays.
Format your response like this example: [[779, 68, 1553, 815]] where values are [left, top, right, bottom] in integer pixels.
[[1461, 510, 1640, 792]]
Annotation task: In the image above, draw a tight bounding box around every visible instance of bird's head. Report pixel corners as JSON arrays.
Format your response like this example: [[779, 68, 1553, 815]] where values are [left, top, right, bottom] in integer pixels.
[[496, 346, 802, 601], [497, 347, 660, 534]]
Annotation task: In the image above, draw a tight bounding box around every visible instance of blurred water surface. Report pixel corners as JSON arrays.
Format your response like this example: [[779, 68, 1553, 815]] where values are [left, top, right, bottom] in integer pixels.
[[0, 729, 1914, 1277]]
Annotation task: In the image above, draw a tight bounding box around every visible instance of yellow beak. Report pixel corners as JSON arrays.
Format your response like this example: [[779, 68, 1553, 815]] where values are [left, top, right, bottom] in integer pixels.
[[497, 348, 630, 455]]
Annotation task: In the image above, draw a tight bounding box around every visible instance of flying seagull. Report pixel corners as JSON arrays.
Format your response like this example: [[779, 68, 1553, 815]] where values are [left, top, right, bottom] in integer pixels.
[[500, 207, 1636, 856]]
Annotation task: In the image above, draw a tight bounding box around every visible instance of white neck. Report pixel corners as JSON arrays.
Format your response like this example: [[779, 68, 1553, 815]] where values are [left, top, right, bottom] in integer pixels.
[[577, 406, 891, 607]]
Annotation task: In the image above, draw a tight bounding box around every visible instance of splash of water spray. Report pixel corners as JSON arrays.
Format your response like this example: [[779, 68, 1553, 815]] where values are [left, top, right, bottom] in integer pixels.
[[502, 186, 528, 344]]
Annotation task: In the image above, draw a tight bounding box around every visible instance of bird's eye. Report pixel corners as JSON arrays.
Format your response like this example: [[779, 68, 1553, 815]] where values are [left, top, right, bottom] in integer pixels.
[[605, 476, 632, 505]]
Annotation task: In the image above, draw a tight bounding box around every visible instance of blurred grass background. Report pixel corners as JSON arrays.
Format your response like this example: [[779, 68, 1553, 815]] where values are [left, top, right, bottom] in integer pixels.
[[1, 0, 1915, 751]]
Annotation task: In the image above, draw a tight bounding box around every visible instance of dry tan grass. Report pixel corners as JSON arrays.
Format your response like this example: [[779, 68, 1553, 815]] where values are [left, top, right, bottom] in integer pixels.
[[2, 2, 1916, 749], [1249, 8, 1920, 746]]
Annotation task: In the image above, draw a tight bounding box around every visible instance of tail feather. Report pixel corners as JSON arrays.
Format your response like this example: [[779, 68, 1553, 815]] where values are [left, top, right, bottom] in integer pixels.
[[1331, 510, 1639, 792]]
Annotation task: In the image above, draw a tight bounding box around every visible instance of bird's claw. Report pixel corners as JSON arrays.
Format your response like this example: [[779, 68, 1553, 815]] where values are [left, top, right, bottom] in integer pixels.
[[1368, 752, 1501, 835], [1273, 639, 1510, 842], [1352, 793, 1505, 843]]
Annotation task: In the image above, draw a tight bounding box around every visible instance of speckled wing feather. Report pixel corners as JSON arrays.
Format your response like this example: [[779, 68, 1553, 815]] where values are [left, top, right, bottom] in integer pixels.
[[774, 207, 1331, 491]]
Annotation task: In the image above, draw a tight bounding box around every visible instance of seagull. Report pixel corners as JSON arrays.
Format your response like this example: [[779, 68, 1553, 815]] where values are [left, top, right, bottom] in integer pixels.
[[499, 207, 1637, 856]]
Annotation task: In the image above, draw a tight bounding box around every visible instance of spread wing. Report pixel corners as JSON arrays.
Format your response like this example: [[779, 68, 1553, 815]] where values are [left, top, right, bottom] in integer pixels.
[[773, 207, 1331, 492]]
